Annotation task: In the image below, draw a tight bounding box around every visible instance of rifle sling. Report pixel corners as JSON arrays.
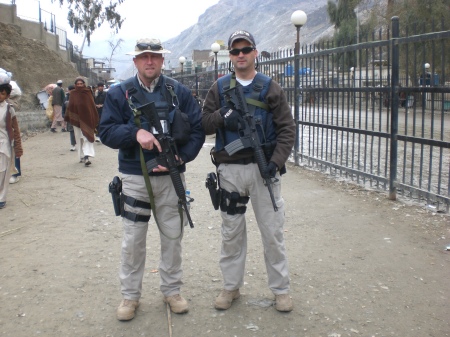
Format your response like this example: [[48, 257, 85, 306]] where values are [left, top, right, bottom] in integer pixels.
[[127, 93, 184, 240]]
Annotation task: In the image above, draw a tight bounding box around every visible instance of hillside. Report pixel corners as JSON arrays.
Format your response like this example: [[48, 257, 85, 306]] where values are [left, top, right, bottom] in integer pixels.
[[159, 0, 333, 73], [120, 0, 334, 78], [0, 21, 79, 109]]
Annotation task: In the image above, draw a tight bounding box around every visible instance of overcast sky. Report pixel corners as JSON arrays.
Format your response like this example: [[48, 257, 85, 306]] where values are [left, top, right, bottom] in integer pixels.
[[3, 0, 219, 57]]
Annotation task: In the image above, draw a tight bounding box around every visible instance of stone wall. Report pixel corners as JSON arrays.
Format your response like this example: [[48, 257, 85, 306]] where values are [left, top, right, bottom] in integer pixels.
[[16, 110, 50, 132]]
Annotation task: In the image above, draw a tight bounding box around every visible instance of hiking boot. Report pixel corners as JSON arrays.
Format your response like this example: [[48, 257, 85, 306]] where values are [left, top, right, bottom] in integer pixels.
[[215, 289, 240, 310], [275, 293, 293, 312], [163, 294, 189, 314], [50, 128, 56, 133], [117, 299, 139, 321]]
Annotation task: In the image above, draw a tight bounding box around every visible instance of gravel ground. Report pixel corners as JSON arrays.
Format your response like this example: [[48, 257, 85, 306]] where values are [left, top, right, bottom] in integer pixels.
[[0, 130, 449, 337]]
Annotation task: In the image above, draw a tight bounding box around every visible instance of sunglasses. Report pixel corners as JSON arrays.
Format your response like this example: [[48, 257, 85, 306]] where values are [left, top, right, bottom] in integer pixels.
[[136, 43, 163, 51], [229, 47, 255, 56]]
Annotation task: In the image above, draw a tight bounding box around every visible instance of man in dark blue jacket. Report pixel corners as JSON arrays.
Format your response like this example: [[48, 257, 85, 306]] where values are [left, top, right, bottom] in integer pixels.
[[99, 38, 204, 321]]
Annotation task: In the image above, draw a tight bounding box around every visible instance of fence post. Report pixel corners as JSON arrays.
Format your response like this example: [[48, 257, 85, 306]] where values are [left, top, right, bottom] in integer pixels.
[[389, 16, 400, 201]]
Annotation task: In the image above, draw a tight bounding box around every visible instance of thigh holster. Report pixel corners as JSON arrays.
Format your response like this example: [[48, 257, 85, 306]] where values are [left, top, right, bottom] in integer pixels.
[[220, 189, 250, 215], [121, 194, 151, 223]]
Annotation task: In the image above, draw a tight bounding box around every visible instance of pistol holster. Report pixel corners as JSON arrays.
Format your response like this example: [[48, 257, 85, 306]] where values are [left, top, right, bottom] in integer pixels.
[[205, 172, 221, 210], [108, 176, 123, 216]]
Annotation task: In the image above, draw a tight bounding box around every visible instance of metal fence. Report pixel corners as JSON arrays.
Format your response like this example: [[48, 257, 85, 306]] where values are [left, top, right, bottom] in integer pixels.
[[38, 6, 98, 84], [38, 7, 66, 50], [174, 17, 450, 212]]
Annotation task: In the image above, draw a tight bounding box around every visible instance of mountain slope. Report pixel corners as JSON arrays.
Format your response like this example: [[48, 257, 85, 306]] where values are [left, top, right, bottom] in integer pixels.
[[121, 0, 332, 78]]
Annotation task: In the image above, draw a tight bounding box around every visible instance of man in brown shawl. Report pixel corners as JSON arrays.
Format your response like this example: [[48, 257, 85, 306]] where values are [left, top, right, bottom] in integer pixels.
[[64, 77, 99, 166]]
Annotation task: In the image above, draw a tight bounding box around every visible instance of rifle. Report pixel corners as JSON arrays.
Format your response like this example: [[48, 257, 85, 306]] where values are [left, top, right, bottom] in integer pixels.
[[223, 85, 279, 212], [137, 101, 195, 228]]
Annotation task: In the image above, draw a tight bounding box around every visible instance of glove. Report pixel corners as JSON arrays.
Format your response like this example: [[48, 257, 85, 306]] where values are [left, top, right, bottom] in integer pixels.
[[220, 107, 240, 131], [265, 161, 278, 178]]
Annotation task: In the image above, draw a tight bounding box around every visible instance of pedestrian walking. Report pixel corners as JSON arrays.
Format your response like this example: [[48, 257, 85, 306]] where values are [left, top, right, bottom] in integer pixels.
[[64, 77, 99, 166], [0, 82, 23, 208], [9, 156, 20, 184], [94, 82, 106, 142], [99, 37, 204, 320], [62, 85, 77, 151], [50, 80, 67, 132], [202, 30, 296, 312]]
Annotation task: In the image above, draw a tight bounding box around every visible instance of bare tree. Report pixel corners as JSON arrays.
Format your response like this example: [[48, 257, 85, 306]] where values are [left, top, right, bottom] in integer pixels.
[[106, 38, 124, 68]]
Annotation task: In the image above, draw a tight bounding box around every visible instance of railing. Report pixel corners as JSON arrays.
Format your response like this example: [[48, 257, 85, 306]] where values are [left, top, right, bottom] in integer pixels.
[[173, 17, 450, 212], [55, 27, 67, 50]]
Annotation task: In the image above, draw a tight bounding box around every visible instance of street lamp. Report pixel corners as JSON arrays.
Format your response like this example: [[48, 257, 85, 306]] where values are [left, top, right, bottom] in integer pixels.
[[291, 10, 307, 166], [350, 67, 355, 105], [423, 62, 431, 107], [179, 56, 186, 83], [211, 42, 220, 81]]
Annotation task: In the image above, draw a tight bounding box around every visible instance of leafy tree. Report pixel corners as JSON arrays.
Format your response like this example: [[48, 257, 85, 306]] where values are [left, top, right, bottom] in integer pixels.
[[327, 0, 362, 69], [327, 0, 359, 29], [384, 0, 450, 81], [54, 0, 125, 54], [390, 0, 449, 29]]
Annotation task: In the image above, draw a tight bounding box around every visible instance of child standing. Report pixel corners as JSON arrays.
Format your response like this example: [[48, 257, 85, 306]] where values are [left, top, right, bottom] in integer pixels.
[[0, 83, 23, 209]]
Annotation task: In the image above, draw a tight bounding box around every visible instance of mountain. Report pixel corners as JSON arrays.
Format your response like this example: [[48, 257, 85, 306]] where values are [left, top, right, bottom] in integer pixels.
[[119, 0, 333, 79]]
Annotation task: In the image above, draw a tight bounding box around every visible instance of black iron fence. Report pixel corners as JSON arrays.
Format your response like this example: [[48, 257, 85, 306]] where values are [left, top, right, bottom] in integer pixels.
[[173, 17, 450, 212], [37, 7, 98, 84]]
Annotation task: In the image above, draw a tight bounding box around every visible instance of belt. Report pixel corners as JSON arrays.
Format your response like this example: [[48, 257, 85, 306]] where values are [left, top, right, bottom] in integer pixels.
[[227, 156, 256, 165]]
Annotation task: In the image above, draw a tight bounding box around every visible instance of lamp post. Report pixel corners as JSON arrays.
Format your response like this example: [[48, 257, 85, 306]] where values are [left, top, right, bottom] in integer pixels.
[[423, 62, 430, 107], [291, 10, 307, 166], [350, 67, 355, 106], [211, 42, 220, 81], [424, 62, 430, 82], [179, 56, 186, 83]]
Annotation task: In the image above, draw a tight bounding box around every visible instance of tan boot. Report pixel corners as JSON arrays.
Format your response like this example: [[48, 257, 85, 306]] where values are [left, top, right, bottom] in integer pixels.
[[214, 289, 240, 310], [117, 299, 140, 321], [163, 294, 189, 314], [275, 293, 293, 312]]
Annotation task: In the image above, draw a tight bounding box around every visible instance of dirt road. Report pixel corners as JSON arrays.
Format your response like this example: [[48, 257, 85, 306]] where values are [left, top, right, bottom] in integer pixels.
[[0, 129, 449, 337]]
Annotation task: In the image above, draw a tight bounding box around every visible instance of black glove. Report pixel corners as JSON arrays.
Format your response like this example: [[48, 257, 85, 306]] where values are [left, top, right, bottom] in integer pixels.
[[265, 161, 278, 178], [220, 107, 240, 131]]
